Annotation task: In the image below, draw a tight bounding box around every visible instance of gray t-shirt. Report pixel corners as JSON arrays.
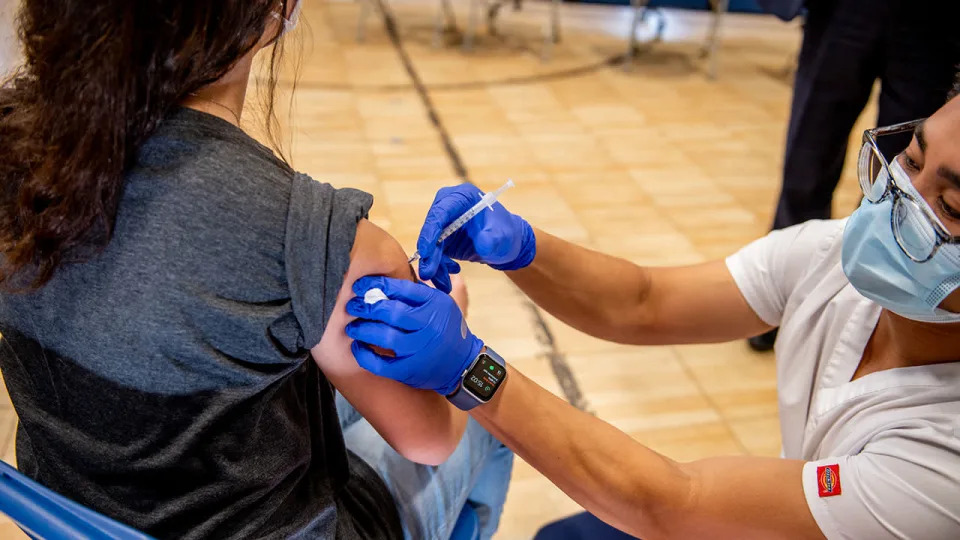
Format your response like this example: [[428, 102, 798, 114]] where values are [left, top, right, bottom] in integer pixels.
[[0, 108, 403, 539]]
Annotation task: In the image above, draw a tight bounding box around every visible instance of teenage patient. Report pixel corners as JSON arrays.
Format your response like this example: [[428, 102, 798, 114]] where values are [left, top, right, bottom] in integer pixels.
[[0, 2, 511, 539]]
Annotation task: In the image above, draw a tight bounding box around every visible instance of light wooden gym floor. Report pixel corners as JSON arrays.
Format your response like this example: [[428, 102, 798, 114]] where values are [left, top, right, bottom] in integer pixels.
[[0, 1, 876, 537]]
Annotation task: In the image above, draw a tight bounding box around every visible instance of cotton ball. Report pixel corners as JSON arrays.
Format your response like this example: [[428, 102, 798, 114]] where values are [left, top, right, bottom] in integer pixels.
[[364, 287, 389, 305]]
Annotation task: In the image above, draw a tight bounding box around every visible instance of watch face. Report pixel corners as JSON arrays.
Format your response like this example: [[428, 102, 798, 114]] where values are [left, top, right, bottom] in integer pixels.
[[463, 354, 505, 401]]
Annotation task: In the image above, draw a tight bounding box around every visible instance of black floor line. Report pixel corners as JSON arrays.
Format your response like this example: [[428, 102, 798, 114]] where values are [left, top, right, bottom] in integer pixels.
[[526, 303, 593, 413], [373, 0, 592, 412], [372, 0, 469, 181], [258, 53, 626, 94]]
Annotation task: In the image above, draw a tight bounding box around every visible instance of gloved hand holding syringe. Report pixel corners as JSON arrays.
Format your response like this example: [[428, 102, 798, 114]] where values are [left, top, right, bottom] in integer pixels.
[[407, 179, 515, 266], [364, 179, 519, 304], [413, 178, 535, 294]]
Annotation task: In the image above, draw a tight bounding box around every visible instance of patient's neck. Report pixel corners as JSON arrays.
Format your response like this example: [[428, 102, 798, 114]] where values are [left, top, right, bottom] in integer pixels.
[[182, 52, 254, 127]]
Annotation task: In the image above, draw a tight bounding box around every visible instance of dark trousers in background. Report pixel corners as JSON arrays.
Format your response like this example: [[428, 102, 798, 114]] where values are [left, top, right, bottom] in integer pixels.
[[772, 0, 960, 230]]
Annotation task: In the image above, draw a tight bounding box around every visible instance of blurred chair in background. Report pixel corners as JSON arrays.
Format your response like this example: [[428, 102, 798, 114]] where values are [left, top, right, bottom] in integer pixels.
[[356, 0, 562, 60], [626, 0, 730, 79]]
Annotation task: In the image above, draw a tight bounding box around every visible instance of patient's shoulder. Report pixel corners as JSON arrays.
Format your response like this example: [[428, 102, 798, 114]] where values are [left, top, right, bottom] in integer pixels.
[[348, 220, 414, 282]]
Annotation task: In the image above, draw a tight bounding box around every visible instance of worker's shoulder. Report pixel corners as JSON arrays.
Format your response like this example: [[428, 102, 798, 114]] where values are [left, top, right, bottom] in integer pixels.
[[809, 415, 960, 540], [858, 410, 960, 504], [756, 218, 847, 292], [835, 377, 960, 469], [770, 218, 847, 253]]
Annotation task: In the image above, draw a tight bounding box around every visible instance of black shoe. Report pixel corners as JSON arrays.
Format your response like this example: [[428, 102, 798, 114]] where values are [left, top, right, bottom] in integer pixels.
[[747, 328, 778, 352]]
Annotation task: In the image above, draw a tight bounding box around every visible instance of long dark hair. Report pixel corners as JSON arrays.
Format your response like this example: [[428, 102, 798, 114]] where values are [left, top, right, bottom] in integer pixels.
[[0, 1, 290, 289]]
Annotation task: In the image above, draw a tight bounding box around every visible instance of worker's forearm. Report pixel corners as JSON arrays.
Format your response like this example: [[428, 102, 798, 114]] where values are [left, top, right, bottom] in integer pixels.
[[470, 367, 692, 538], [506, 229, 654, 343]]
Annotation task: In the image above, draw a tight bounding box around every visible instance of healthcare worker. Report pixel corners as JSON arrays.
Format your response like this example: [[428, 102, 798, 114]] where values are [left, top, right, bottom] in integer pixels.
[[344, 82, 960, 539]]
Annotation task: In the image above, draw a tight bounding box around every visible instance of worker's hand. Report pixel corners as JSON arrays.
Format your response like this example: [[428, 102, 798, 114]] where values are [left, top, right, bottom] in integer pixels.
[[346, 276, 483, 396], [417, 184, 536, 293]]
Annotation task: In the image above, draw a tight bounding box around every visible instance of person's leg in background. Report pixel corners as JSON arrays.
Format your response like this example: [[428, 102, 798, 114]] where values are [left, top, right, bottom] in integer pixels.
[[873, 1, 960, 160], [772, 0, 885, 229], [749, 0, 884, 351], [336, 392, 513, 540]]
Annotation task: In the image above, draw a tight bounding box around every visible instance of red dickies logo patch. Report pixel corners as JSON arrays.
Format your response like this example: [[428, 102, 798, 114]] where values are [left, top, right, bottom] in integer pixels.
[[817, 464, 842, 497]]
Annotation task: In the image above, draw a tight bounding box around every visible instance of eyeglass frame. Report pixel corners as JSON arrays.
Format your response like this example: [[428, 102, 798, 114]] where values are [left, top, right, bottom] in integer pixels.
[[859, 118, 960, 263]]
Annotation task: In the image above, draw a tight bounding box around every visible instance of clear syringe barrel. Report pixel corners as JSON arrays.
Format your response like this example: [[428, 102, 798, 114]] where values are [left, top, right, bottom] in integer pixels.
[[407, 179, 515, 265], [435, 179, 515, 244]]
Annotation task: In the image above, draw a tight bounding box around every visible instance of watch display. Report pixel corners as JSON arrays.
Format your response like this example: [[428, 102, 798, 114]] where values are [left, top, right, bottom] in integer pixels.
[[462, 354, 505, 401]]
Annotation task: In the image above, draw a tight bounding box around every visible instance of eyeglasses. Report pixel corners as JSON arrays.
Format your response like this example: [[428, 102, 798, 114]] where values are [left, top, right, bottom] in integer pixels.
[[859, 119, 960, 262]]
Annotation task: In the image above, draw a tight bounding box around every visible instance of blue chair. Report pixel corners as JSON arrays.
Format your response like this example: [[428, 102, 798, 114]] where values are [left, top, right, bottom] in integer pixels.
[[0, 460, 151, 540], [534, 512, 640, 540], [0, 459, 480, 540], [449, 504, 480, 540]]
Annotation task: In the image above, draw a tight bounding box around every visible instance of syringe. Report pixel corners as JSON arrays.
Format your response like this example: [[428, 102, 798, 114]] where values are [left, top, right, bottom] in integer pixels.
[[408, 179, 515, 265]]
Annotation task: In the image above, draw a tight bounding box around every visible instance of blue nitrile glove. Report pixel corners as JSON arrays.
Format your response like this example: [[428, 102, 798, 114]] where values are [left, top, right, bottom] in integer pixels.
[[345, 276, 484, 396], [417, 184, 536, 293]]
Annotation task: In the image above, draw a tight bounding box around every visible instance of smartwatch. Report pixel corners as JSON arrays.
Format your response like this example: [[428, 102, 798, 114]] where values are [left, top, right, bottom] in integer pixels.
[[447, 347, 507, 411]]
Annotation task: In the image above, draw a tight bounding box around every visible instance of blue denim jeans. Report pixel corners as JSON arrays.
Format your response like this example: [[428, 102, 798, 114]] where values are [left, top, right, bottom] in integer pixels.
[[336, 393, 514, 540]]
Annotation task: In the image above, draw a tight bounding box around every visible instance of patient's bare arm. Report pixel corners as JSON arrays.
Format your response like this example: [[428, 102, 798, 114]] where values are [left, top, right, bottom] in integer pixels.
[[311, 219, 468, 466]]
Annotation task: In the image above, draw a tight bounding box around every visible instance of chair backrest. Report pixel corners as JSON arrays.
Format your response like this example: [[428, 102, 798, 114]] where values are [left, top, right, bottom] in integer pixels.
[[0, 459, 483, 540], [449, 504, 480, 540], [0, 460, 153, 540]]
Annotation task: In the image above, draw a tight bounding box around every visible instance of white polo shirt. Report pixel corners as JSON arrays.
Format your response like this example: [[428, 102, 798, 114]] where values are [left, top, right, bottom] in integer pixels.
[[726, 218, 960, 540]]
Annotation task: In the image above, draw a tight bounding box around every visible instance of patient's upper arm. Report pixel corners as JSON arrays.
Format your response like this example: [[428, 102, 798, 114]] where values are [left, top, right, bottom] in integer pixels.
[[310, 219, 465, 464], [312, 219, 413, 378]]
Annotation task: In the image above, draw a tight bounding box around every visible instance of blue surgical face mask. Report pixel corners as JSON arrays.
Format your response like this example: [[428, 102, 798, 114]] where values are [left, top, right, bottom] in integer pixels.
[[842, 161, 960, 323]]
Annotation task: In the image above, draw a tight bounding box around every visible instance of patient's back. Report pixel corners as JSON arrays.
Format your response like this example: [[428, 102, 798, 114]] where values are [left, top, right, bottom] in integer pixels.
[[0, 108, 401, 539]]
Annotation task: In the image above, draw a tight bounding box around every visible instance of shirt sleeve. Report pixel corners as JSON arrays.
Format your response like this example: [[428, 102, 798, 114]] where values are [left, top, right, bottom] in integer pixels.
[[725, 220, 843, 327], [802, 429, 960, 539], [284, 173, 373, 350]]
